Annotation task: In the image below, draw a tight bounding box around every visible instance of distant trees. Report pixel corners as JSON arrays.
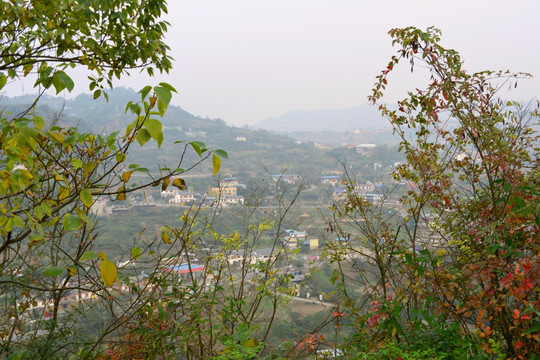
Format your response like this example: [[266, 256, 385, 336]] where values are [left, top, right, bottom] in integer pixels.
[[0, 2, 315, 358], [326, 27, 539, 359], [0, 1, 230, 358]]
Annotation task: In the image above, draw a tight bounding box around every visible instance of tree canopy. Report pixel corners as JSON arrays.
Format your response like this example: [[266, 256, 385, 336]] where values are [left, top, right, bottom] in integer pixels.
[[0, 0, 172, 97], [326, 26, 539, 359]]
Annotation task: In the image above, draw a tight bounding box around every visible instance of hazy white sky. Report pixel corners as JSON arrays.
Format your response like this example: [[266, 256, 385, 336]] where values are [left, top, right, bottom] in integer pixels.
[[9, 0, 540, 126]]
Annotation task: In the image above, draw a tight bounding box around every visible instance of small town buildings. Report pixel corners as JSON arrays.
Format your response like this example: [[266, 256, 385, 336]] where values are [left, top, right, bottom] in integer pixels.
[[282, 229, 307, 249], [320, 175, 340, 186], [356, 143, 377, 155], [169, 192, 196, 204], [356, 182, 375, 192], [220, 195, 244, 205], [363, 193, 382, 204], [225, 250, 257, 265], [90, 198, 113, 216], [220, 177, 239, 187], [211, 186, 237, 197], [269, 174, 301, 184], [162, 264, 205, 281]]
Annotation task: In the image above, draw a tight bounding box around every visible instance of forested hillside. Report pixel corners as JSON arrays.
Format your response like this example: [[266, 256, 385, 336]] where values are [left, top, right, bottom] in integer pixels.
[[0, 0, 537, 358], [2, 89, 403, 181]]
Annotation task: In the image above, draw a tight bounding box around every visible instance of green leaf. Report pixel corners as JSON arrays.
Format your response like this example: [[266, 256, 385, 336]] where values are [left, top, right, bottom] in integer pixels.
[[72, 158, 83, 170], [51, 72, 66, 93], [93, 89, 101, 99], [213, 154, 221, 176], [100, 259, 118, 287], [154, 86, 172, 105], [144, 118, 163, 146], [44, 266, 64, 277], [405, 253, 413, 265], [131, 246, 142, 261], [76, 210, 94, 228], [0, 73, 7, 90], [57, 71, 74, 92], [214, 149, 228, 159], [157, 97, 167, 116], [158, 82, 178, 93], [63, 214, 82, 231], [80, 251, 98, 262], [136, 128, 152, 146], [190, 141, 207, 157], [133, 167, 149, 173], [525, 322, 540, 334], [80, 189, 93, 207], [6, 350, 26, 360], [139, 85, 152, 100]]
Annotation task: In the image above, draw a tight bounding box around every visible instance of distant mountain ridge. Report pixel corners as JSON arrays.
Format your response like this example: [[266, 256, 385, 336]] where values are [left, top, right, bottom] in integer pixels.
[[1, 87, 208, 131], [255, 104, 390, 133], [1, 88, 403, 178]]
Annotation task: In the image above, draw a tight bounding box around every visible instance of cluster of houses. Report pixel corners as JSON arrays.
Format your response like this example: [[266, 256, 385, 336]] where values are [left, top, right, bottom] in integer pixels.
[[320, 176, 384, 204], [161, 177, 245, 206], [90, 177, 246, 217], [89, 171, 397, 221], [281, 229, 319, 250]]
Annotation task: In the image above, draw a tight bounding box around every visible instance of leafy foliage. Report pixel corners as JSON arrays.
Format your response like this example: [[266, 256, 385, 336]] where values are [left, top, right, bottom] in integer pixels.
[[0, 1, 229, 358], [327, 27, 539, 359], [0, 0, 172, 97]]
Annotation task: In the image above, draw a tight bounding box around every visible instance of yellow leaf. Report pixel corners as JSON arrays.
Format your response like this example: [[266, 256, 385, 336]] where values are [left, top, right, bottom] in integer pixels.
[[172, 178, 187, 191], [149, 96, 157, 108], [115, 153, 126, 163], [23, 63, 33, 77], [121, 171, 131, 183], [58, 186, 70, 202], [161, 177, 170, 191], [100, 259, 118, 287], [66, 266, 77, 276], [243, 338, 260, 348], [49, 130, 64, 144], [98, 251, 107, 260], [117, 186, 126, 200], [161, 229, 171, 244], [212, 154, 221, 176]]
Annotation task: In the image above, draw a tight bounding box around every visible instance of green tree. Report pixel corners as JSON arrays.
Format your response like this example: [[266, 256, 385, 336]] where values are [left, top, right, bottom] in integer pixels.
[[0, 1, 228, 358], [327, 27, 539, 359], [0, 0, 172, 97]]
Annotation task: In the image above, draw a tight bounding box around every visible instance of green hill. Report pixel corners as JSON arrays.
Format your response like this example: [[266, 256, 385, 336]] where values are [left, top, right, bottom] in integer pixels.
[[2, 88, 403, 183]]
